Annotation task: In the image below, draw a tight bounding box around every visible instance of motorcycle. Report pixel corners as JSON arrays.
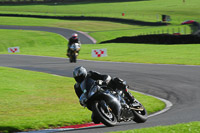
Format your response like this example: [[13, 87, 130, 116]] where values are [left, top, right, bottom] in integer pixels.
[[68, 43, 81, 63], [79, 78, 148, 127]]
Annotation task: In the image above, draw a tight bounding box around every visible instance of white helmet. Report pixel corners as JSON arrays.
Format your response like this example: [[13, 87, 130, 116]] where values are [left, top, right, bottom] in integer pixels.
[[72, 33, 78, 38]]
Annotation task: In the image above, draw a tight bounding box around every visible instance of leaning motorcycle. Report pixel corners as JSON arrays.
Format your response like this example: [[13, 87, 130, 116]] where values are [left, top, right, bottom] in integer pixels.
[[79, 78, 148, 127], [68, 43, 81, 63]]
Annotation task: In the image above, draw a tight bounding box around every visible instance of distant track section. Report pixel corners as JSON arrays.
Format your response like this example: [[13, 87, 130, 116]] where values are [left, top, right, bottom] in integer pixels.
[[0, 25, 96, 44]]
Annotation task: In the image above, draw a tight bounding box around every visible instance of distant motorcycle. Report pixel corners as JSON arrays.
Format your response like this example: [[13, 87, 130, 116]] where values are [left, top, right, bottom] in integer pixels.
[[68, 43, 81, 63], [79, 78, 148, 127]]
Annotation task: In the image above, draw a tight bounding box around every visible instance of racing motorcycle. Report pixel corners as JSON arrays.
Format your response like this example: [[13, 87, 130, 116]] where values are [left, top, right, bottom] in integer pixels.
[[79, 78, 148, 127], [68, 43, 81, 63]]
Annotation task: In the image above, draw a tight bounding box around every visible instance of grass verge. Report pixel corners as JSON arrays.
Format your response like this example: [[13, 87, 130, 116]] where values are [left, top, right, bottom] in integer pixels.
[[0, 67, 165, 132], [0, 16, 192, 43], [0, 0, 199, 132], [80, 43, 200, 65], [0, 67, 91, 133], [0, 29, 199, 65], [0, 0, 200, 24], [0, 16, 142, 33], [110, 121, 200, 133]]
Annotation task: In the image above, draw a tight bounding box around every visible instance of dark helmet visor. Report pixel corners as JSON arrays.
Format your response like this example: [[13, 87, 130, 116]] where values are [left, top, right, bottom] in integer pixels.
[[75, 75, 85, 83]]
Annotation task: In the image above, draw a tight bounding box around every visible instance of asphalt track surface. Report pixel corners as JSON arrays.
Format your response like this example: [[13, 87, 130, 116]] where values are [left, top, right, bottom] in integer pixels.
[[0, 25, 200, 133], [0, 25, 96, 44]]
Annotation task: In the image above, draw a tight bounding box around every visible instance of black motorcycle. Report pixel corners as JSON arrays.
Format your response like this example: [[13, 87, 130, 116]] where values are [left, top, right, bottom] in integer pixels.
[[79, 78, 148, 127]]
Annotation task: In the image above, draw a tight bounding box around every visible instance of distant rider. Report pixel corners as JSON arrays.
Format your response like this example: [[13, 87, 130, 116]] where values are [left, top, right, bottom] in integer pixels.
[[73, 66, 135, 106], [67, 33, 81, 56]]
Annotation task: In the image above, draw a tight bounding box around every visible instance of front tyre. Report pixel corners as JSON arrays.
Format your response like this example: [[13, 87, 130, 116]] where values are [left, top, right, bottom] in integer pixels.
[[73, 54, 77, 63], [72, 52, 77, 63], [91, 113, 100, 124], [69, 52, 73, 63], [92, 100, 117, 127], [69, 56, 73, 63], [132, 99, 148, 123]]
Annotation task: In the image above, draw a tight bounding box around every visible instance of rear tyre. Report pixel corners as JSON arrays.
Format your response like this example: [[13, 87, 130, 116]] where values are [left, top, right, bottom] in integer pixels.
[[92, 100, 117, 127]]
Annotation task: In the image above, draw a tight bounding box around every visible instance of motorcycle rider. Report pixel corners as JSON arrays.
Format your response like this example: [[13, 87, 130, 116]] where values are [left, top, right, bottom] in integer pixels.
[[67, 33, 81, 57], [73, 66, 135, 106]]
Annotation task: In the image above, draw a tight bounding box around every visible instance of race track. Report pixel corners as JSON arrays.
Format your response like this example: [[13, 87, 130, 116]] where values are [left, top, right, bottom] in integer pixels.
[[0, 25, 96, 44], [0, 25, 200, 133]]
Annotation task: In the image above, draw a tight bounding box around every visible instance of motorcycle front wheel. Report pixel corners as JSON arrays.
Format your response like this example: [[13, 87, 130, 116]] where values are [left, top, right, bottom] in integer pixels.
[[132, 99, 148, 123], [69, 56, 73, 63], [69, 52, 76, 63], [72, 52, 77, 63], [92, 100, 117, 127]]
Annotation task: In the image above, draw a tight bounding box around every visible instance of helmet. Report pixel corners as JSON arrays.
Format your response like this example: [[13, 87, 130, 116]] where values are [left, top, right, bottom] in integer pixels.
[[72, 33, 78, 39], [73, 66, 87, 83]]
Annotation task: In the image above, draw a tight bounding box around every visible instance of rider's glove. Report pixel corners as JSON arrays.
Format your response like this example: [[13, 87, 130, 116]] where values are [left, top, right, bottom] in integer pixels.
[[97, 80, 103, 85], [97, 80, 107, 88]]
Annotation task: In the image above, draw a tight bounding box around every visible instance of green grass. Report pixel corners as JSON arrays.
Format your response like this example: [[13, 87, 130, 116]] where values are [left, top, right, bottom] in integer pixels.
[[130, 91, 165, 115], [90, 25, 191, 43], [0, 67, 91, 132], [0, 0, 200, 24], [0, 67, 164, 132], [110, 121, 200, 133], [0, 29, 68, 56], [80, 43, 200, 65], [0, 16, 158, 42], [0, 16, 142, 32], [0, 0, 199, 132], [0, 16, 192, 43], [0, 0, 198, 42], [0, 29, 199, 65], [0, 16, 192, 44]]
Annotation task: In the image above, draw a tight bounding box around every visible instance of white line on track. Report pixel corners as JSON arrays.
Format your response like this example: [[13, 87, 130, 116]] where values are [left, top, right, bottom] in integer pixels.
[[132, 90, 173, 118]]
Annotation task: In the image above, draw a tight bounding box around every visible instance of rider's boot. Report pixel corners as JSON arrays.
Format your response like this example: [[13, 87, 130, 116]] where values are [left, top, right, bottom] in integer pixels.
[[67, 48, 70, 57], [124, 88, 135, 104], [124, 88, 141, 107], [125, 91, 141, 108], [113, 77, 135, 105]]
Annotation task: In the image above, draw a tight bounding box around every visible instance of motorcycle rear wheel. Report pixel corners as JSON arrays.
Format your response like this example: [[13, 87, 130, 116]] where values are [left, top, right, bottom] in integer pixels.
[[92, 100, 117, 127]]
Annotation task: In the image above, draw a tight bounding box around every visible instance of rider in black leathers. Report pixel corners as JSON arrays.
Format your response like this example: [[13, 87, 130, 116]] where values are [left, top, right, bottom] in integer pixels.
[[67, 33, 81, 56], [73, 66, 135, 106]]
